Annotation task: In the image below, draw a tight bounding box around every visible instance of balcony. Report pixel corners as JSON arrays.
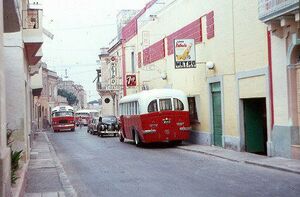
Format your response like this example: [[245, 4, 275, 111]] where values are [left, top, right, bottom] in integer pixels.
[[23, 6, 43, 65], [97, 82, 120, 95], [258, 0, 299, 22], [30, 66, 43, 96]]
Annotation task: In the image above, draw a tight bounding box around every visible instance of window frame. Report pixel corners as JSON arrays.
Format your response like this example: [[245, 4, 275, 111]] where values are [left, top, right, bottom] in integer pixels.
[[147, 99, 158, 113], [159, 98, 173, 111]]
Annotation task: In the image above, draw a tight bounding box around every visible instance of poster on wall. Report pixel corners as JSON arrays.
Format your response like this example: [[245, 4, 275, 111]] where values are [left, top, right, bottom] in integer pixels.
[[174, 39, 196, 69], [126, 74, 137, 87]]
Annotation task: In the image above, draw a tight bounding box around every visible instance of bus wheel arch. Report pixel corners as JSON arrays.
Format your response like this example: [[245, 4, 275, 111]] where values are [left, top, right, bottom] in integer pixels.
[[132, 128, 142, 146]]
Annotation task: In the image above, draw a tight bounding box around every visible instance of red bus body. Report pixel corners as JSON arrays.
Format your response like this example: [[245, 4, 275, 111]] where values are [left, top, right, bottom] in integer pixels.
[[120, 111, 190, 143], [51, 106, 75, 132], [119, 89, 191, 144], [75, 109, 100, 126]]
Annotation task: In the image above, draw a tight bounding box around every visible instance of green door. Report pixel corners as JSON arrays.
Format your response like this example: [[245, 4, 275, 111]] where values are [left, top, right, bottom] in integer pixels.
[[211, 82, 222, 147], [244, 98, 267, 155]]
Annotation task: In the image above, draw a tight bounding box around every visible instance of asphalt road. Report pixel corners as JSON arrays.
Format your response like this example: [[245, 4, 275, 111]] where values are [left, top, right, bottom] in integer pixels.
[[47, 127, 300, 197]]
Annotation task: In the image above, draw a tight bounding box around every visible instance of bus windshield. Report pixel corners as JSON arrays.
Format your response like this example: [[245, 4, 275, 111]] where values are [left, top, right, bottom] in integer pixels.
[[53, 111, 74, 117], [90, 112, 100, 117], [75, 112, 90, 117]]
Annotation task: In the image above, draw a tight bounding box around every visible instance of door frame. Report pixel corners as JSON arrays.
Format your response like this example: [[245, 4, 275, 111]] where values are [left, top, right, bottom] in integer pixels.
[[208, 76, 225, 147], [236, 68, 271, 155], [243, 98, 267, 154]]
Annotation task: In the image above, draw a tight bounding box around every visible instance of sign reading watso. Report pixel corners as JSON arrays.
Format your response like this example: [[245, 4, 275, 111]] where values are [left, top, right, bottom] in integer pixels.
[[174, 39, 196, 69]]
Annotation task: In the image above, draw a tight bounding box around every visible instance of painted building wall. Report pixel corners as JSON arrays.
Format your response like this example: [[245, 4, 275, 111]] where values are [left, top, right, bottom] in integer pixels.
[[121, 0, 269, 151], [108, 43, 123, 116], [268, 19, 300, 158], [98, 52, 113, 116], [48, 71, 58, 116], [272, 36, 289, 126], [4, 31, 31, 160], [0, 0, 12, 195]]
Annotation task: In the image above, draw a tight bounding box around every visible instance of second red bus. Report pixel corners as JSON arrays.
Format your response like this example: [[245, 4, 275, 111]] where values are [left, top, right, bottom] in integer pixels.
[[119, 89, 191, 146]]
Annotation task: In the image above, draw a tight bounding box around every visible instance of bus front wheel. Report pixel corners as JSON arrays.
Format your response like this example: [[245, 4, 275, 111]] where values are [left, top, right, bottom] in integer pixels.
[[119, 132, 124, 142]]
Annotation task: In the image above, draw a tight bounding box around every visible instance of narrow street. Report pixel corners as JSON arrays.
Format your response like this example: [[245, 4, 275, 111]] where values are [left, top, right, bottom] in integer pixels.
[[47, 127, 300, 197]]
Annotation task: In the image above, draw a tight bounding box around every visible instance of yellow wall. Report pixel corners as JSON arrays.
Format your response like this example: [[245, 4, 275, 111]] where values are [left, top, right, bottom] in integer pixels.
[[122, 0, 268, 139], [271, 35, 289, 125], [239, 76, 266, 99]]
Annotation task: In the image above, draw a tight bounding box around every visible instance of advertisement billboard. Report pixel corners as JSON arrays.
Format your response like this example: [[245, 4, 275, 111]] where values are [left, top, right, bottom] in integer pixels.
[[174, 39, 196, 69]]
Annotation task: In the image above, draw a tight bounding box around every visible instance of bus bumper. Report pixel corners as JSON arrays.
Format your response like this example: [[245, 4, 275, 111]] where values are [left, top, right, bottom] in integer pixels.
[[53, 124, 75, 131], [141, 130, 190, 143]]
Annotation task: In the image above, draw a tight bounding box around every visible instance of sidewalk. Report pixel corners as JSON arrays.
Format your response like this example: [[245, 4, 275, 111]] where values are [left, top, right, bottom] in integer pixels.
[[178, 143, 300, 174], [25, 132, 77, 197]]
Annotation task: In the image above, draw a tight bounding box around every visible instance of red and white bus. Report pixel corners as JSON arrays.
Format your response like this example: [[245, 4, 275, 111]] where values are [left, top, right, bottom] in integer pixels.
[[119, 89, 191, 146], [75, 109, 100, 126], [51, 105, 75, 132]]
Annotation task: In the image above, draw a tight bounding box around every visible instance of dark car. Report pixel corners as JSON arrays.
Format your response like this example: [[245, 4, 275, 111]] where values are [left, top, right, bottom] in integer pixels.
[[87, 117, 99, 135], [97, 116, 120, 137]]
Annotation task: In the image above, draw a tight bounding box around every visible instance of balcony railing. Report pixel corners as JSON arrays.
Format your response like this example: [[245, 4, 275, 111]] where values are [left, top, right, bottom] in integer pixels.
[[97, 82, 102, 90], [28, 0, 43, 10], [258, 0, 299, 22], [97, 82, 120, 93]]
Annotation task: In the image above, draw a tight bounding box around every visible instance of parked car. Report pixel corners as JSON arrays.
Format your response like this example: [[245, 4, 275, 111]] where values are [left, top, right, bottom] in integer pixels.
[[87, 117, 99, 135], [97, 116, 120, 137]]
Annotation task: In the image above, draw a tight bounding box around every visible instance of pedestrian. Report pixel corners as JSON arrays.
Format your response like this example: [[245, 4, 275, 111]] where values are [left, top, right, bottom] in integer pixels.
[[43, 116, 50, 130], [98, 116, 105, 131], [79, 116, 83, 129]]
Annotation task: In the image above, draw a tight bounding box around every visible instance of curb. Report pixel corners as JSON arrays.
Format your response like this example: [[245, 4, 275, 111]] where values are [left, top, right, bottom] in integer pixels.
[[178, 146, 300, 175], [177, 147, 240, 163], [43, 132, 78, 197], [244, 161, 300, 175]]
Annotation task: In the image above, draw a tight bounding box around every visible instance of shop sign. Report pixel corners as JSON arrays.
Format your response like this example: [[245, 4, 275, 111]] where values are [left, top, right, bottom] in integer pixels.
[[111, 64, 117, 85], [174, 39, 196, 69], [126, 74, 137, 87]]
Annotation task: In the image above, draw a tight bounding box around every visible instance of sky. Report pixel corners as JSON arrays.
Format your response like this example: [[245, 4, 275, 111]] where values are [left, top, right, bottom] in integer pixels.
[[42, 0, 150, 102]]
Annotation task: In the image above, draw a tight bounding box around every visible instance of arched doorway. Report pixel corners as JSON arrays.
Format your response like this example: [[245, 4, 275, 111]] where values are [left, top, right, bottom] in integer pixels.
[[287, 36, 300, 159]]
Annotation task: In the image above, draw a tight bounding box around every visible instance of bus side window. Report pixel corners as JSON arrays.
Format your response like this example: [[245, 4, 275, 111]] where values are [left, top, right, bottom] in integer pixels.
[[159, 99, 172, 111], [173, 98, 184, 110], [136, 101, 139, 115], [132, 102, 134, 115], [129, 102, 132, 115], [148, 100, 158, 113], [131, 102, 134, 115], [126, 103, 129, 115]]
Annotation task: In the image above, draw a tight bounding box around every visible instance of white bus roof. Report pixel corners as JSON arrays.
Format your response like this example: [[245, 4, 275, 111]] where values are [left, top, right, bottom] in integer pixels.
[[75, 109, 99, 113], [120, 89, 187, 103], [52, 105, 74, 112], [119, 89, 189, 112]]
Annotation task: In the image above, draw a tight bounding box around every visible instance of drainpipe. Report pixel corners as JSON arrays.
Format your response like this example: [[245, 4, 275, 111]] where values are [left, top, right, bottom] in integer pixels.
[[267, 31, 274, 128], [121, 40, 127, 96]]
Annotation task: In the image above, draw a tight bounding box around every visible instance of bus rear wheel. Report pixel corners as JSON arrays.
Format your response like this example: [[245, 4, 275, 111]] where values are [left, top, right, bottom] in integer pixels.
[[171, 140, 182, 146], [134, 130, 142, 147]]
